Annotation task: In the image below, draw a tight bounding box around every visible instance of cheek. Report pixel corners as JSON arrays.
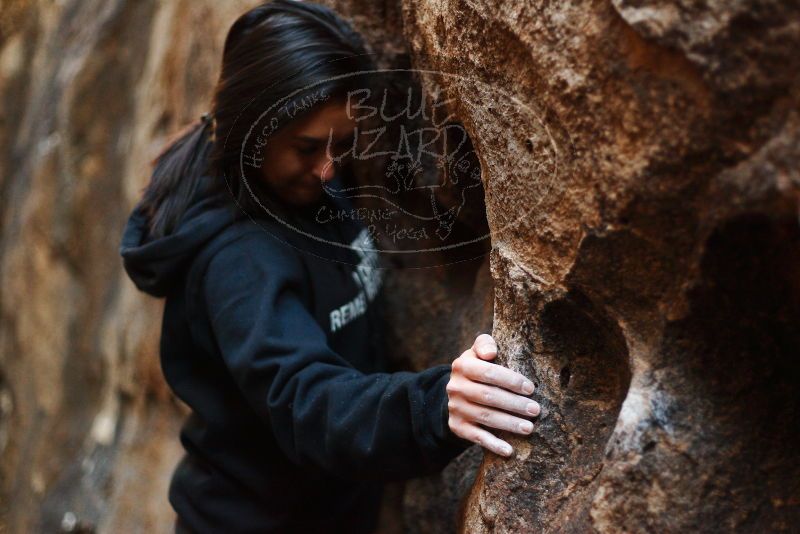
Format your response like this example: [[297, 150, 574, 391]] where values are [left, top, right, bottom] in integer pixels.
[[264, 147, 306, 183], [286, 154, 309, 175]]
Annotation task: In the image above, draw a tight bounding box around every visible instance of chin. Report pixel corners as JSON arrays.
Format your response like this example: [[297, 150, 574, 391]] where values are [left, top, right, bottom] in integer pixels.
[[289, 188, 322, 207]]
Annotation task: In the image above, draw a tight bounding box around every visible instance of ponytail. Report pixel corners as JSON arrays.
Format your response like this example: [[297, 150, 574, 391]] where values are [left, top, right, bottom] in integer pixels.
[[139, 114, 218, 239]]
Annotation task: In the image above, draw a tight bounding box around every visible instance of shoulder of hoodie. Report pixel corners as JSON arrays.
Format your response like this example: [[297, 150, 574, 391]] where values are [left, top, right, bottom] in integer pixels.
[[184, 217, 310, 300]]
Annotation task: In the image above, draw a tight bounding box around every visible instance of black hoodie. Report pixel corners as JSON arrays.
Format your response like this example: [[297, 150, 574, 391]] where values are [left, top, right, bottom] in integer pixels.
[[119, 173, 471, 533]]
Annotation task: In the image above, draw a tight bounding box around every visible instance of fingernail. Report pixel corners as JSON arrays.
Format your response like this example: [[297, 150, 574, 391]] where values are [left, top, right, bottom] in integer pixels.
[[519, 421, 533, 433], [500, 444, 512, 456], [527, 402, 540, 415], [522, 381, 534, 394], [478, 343, 496, 354]]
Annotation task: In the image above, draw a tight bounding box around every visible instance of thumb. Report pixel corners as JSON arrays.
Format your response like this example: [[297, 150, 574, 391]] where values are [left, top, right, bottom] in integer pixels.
[[472, 333, 497, 361]]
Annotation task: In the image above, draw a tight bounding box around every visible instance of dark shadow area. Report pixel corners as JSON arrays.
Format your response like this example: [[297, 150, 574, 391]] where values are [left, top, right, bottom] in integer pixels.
[[526, 288, 632, 530], [344, 64, 493, 534], [651, 212, 800, 531], [340, 67, 491, 271]]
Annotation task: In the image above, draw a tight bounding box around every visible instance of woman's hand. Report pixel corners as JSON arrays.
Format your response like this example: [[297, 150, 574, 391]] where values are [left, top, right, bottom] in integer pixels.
[[446, 333, 540, 457]]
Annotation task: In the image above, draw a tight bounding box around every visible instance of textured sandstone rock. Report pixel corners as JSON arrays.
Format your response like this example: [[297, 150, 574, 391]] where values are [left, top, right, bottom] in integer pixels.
[[393, 0, 800, 532]]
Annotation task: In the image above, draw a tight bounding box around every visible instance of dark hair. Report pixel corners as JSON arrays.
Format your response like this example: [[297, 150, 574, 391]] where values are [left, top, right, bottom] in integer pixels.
[[140, 0, 376, 238]]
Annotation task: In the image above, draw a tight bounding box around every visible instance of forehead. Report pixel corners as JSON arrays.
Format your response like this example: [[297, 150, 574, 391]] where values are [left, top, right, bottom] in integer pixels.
[[289, 98, 354, 137]]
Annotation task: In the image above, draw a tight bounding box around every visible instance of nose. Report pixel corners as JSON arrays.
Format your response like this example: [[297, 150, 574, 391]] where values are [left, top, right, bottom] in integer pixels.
[[312, 155, 336, 183]]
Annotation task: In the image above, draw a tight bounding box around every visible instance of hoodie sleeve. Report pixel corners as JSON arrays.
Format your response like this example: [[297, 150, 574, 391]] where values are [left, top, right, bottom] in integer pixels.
[[201, 231, 472, 482]]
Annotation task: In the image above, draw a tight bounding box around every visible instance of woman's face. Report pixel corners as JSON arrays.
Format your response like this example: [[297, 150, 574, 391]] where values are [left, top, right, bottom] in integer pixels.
[[260, 97, 356, 208]]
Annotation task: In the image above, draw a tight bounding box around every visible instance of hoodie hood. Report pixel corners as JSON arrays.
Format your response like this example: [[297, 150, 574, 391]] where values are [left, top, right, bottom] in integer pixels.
[[120, 173, 353, 298], [119, 181, 239, 298]]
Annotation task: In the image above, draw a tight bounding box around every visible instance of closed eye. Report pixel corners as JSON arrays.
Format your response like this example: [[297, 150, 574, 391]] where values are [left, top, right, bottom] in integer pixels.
[[297, 139, 354, 156]]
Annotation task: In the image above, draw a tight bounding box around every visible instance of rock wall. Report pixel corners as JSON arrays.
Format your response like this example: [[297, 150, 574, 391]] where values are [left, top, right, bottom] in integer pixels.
[[1, 0, 798, 532], [0, 1, 259, 531], [392, 0, 800, 532]]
